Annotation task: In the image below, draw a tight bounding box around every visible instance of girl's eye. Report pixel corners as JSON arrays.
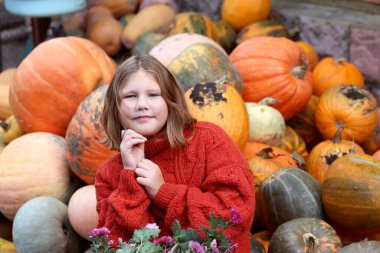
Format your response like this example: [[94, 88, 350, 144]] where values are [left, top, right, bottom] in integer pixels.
[[124, 95, 136, 98], [149, 94, 160, 97]]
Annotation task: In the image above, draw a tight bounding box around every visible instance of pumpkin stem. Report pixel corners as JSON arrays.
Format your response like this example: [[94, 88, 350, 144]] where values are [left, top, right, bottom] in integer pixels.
[[0, 120, 9, 131], [292, 53, 308, 79], [334, 58, 346, 65], [333, 121, 344, 144], [303, 232, 319, 248], [258, 97, 277, 106]]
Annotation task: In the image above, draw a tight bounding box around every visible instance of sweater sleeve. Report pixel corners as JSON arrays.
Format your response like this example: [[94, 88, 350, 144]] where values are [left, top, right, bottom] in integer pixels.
[[153, 126, 255, 238], [95, 155, 156, 241]]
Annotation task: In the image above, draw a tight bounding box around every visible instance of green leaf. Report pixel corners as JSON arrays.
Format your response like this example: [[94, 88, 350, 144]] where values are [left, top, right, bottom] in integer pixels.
[[172, 220, 181, 238], [116, 248, 134, 253], [186, 228, 202, 242], [139, 242, 163, 253], [130, 228, 160, 244]]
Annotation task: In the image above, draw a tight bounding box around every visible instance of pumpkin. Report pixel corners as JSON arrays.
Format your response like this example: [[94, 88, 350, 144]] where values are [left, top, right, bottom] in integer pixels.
[[138, 0, 178, 12], [286, 95, 323, 150], [0, 132, 75, 220], [361, 107, 380, 154], [0, 237, 16, 253], [132, 32, 166, 56], [268, 218, 342, 253], [170, 12, 213, 38], [0, 68, 15, 120], [250, 236, 266, 253], [119, 13, 135, 27], [184, 81, 249, 150], [253, 231, 271, 253], [322, 153, 380, 235], [230, 36, 313, 120], [9, 36, 116, 136], [68, 185, 98, 239], [66, 86, 118, 184], [306, 126, 365, 183], [121, 4, 175, 49], [87, 0, 138, 17], [312, 57, 364, 96], [337, 241, 380, 253], [246, 97, 286, 146], [260, 168, 324, 233], [314, 85, 378, 144], [0, 115, 23, 145], [86, 6, 123, 56], [150, 33, 243, 93], [237, 20, 289, 44], [210, 20, 237, 53], [280, 126, 308, 159], [295, 41, 319, 70], [244, 142, 298, 167], [12, 196, 82, 252], [221, 0, 271, 31]]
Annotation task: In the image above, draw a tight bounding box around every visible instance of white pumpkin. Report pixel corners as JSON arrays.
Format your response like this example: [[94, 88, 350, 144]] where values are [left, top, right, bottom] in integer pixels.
[[246, 97, 286, 146]]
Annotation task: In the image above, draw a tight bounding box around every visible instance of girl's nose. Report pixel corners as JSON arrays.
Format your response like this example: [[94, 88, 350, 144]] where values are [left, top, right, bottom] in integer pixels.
[[136, 96, 148, 110]]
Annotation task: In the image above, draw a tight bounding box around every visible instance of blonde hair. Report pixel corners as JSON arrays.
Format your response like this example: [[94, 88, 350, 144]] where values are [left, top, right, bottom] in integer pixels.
[[101, 54, 196, 150]]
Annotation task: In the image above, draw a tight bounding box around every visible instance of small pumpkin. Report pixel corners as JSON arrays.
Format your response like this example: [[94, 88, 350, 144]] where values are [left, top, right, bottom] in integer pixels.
[[210, 19, 237, 53], [132, 32, 166, 56], [0, 115, 23, 145], [305, 126, 365, 183], [221, 0, 271, 31], [230, 36, 313, 120], [246, 97, 286, 146], [184, 81, 249, 151], [87, 0, 138, 17], [361, 107, 380, 154], [169, 12, 213, 38], [260, 168, 324, 233], [268, 218, 342, 253], [314, 85, 378, 144], [337, 241, 380, 253], [312, 57, 364, 96], [322, 154, 380, 235], [280, 126, 308, 159], [237, 20, 289, 44], [295, 41, 319, 70]]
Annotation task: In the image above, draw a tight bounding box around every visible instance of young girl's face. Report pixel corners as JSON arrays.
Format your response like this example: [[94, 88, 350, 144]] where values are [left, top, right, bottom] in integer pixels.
[[119, 69, 168, 137]]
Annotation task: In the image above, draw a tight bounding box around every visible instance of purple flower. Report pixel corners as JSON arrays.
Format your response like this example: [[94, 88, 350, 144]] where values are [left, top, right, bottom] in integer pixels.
[[154, 236, 173, 245], [145, 223, 159, 230], [229, 208, 243, 225], [189, 241, 205, 253], [225, 243, 238, 253], [210, 239, 219, 253], [89, 227, 110, 238]]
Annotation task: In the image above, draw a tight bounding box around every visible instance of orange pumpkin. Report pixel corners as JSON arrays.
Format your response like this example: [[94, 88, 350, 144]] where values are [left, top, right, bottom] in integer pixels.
[[230, 36, 313, 120], [0, 132, 75, 220], [322, 154, 380, 235], [314, 85, 378, 144], [9, 37, 116, 136], [362, 107, 380, 155], [87, 0, 138, 17], [221, 0, 271, 31], [66, 86, 117, 184], [286, 95, 323, 150], [312, 57, 364, 96], [68, 185, 98, 239], [295, 41, 319, 70], [280, 126, 308, 159], [184, 81, 249, 150], [244, 142, 298, 168], [306, 127, 364, 183], [252, 231, 271, 252]]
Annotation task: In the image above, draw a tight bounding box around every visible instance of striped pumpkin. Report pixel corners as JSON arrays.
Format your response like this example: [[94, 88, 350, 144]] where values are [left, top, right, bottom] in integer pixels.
[[236, 20, 289, 44], [170, 12, 213, 38]]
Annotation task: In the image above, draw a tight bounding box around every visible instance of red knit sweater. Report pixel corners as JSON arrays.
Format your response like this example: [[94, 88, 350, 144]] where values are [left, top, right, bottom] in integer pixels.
[[95, 121, 255, 252]]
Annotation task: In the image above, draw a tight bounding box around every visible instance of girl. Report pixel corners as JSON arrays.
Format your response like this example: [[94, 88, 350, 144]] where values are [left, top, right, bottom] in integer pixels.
[[95, 54, 255, 252]]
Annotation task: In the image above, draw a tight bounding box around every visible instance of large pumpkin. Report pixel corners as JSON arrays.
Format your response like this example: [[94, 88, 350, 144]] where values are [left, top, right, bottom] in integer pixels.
[[260, 168, 324, 233], [9, 36, 116, 136], [184, 81, 249, 150], [149, 33, 243, 93], [268, 218, 342, 253], [312, 57, 364, 97], [314, 85, 378, 144], [0, 132, 76, 220], [337, 241, 380, 253], [322, 154, 380, 235], [230, 36, 313, 120], [66, 85, 117, 184]]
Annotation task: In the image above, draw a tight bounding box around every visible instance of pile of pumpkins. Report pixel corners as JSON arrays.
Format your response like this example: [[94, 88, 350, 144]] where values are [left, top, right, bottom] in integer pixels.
[[1, 0, 380, 252]]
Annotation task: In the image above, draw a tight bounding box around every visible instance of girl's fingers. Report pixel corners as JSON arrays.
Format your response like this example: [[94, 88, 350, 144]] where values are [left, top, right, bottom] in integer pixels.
[[123, 129, 147, 140], [135, 167, 149, 177], [138, 159, 156, 168], [136, 176, 148, 186], [123, 139, 146, 149]]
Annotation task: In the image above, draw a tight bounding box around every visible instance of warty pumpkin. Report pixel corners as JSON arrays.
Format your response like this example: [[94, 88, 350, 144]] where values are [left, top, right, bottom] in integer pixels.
[[66, 85, 118, 184], [268, 218, 342, 253], [314, 84, 378, 144], [9, 36, 116, 136], [221, 0, 271, 31], [305, 126, 364, 183], [230, 36, 313, 120], [322, 153, 380, 235], [312, 57, 364, 96], [184, 81, 249, 151]]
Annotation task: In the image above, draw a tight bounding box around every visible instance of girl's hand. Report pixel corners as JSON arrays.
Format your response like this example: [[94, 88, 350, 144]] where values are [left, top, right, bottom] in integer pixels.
[[135, 159, 165, 199], [120, 129, 147, 170]]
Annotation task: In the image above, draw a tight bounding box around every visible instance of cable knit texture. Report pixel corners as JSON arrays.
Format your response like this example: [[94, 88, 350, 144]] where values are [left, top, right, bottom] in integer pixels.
[[95, 121, 255, 252]]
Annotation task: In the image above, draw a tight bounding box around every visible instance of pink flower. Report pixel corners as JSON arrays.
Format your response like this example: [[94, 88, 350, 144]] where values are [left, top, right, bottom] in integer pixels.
[[145, 223, 159, 230], [229, 208, 243, 225], [189, 241, 205, 253], [210, 239, 219, 253], [89, 227, 110, 238], [154, 236, 173, 245]]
